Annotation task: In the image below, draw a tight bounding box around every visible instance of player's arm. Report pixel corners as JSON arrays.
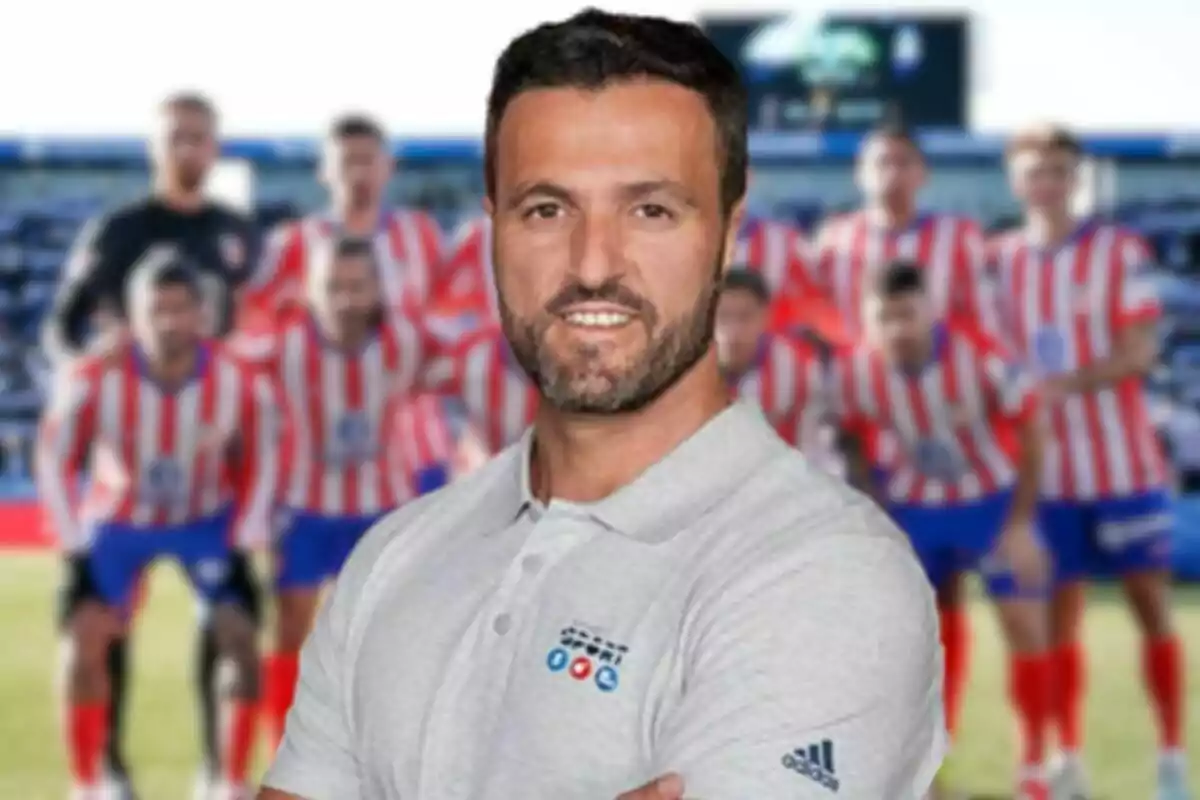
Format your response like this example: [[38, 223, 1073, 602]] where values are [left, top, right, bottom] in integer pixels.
[[951, 219, 1002, 335], [240, 223, 302, 326], [826, 355, 882, 501], [34, 370, 98, 552], [42, 216, 126, 366], [386, 393, 453, 496], [649, 511, 944, 798], [1055, 236, 1160, 394], [231, 372, 290, 550]]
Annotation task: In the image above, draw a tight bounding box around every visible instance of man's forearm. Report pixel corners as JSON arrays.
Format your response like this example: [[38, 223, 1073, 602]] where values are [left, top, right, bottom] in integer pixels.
[[1008, 417, 1043, 524]]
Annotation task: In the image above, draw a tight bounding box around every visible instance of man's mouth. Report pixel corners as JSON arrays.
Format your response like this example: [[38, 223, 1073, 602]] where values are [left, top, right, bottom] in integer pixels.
[[558, 303, 637, 330]]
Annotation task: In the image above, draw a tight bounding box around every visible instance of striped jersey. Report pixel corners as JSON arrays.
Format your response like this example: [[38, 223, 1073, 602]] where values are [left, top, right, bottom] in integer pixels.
[[725, 334, 827, 451], [242, 209, 443, 325], [989, 221, 1165, 500], [830, 323, 1038, 505], [36, 343, 284, 551], [237, 309, 435, 517], [811, 211, 997, 339]]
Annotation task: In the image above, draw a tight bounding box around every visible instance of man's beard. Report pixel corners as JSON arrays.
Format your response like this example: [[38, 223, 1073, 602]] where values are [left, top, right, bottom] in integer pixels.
[[498, 261, 722, 415]]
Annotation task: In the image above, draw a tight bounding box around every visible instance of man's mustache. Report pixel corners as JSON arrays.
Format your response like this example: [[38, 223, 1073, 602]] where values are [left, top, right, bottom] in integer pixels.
[[544, 279, 653, 318]]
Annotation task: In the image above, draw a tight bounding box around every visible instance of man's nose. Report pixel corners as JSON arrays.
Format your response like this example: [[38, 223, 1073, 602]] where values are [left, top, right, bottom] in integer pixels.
[[569, 211, 624, 287]]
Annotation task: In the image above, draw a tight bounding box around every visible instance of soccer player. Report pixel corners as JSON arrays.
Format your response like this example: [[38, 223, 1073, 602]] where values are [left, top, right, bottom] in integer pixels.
[[715, 269, 829, 456], [832, 260, 1051, 799], [37, 254, 281, 800], [810, 118, 997, 734], [238, 237, 452, 751], [241, 114, 444, 325], [993, 124, 1190, 800], [41, 91, 259, 796]]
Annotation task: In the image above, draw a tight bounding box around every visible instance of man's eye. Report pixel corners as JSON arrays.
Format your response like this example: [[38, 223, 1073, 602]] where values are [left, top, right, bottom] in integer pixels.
[[634, 203, 673, 220], [523, 203, 562, 220]]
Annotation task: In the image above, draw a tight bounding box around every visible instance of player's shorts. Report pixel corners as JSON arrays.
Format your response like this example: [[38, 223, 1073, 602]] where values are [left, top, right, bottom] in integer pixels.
[[888, 490, 1033, 599], [274, 511, 380, 591], [83, 511, 252, 613], [1038, 490, 1173, 582]]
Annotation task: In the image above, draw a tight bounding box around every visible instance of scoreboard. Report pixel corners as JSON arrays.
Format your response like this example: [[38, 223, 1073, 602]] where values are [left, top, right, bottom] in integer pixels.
[[701, 13, 970, 133]]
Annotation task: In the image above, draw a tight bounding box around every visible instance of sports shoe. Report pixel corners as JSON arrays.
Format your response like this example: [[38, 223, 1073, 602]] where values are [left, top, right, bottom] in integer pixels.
[[192, 768, 218, 800], [1157, 751, 1193, 800], [213, 782, 253, 800], [1016, 767, 1051, 800], [1048, 752, 1091, 800]]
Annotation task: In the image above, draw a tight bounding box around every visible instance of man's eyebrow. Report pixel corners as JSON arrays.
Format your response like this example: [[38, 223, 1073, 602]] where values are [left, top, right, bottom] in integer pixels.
[[618, 180, 699, 209], [505, 182, 575, 211]]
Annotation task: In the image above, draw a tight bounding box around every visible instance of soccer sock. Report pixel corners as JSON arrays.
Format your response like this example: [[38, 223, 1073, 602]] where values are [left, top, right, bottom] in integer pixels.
[[1142, 634, 1185, 750], [224, 700, 258, 785], [1009, 652, 1052, 767], [938, 607, 970, 737], [263, 651, 301, 751], [1051, 641, 1086, 752], [105, 637, 129, 772], [67, 702, 108, 785], [196, 623, 220, 774]]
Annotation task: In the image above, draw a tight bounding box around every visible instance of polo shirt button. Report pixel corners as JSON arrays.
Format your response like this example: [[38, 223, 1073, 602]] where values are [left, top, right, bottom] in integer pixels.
[[521, 554, 543, 575], [492, 613, 513, 635]]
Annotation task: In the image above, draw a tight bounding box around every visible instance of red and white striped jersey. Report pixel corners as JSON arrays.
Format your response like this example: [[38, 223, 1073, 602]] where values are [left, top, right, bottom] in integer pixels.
[[989, 222, 1166, 500], [387, 392, 454, 498], [36, 344, 284, 551], [437, 216, 499, 323], [830, 323, 1038, 505], [240, 309, 433, 517], [811, 211, 997, 339], [242, 209, 443, 325], [734, 218, 813, 298], [725, 334, 827, 450], [427, 326, 538, 453]]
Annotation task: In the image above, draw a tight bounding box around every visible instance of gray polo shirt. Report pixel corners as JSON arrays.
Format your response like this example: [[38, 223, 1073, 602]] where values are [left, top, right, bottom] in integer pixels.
[[264, 402, 945, 799]]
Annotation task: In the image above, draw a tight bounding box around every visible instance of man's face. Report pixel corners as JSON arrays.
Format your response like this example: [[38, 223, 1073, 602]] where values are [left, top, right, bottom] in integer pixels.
[[152, 107, 217, 193], [1009, 148, 1078, 213], [323, 135, 391, 210], [868, 290, 932, 367], [133, 284, 201, 359], [715, 288, 765, 375], [856, 135, 925, 207], [487, 80, 742, 414], [317, 253, 380, 333]]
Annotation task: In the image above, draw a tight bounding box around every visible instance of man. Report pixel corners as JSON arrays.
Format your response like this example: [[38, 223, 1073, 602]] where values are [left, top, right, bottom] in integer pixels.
[[231, 237, 451, 751], [715, 269, 829, 457], [261, 10, 942, 800], [241, 114, 444, 325], [810, 120, 997, 737], [37, 254, 281, 800], [992, 124, 1190, 800], [832, 260, 1051, 799], [41, 91, 259, 797]]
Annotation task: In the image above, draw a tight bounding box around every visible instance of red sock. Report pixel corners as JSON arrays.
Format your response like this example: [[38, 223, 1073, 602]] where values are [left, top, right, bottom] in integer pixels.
[[1051, 641, 1086, 751], [1142, 634, 1185, 749], [264, 651, 301, 752], [1009, 653, 1053, 766], [67, 702, 108, 785], [939, 608, 970, 737], [225, 700, 258, 784]]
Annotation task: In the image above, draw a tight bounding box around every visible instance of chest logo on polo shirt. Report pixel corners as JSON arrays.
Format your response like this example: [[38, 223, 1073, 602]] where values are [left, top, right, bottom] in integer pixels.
[[545, 625, 628, 693]]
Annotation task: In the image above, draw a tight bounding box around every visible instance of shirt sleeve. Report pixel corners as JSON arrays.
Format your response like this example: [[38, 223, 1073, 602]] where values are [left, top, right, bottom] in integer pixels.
[[34, 369, 97, 551], [1115, 234, 1161, 327], [652, 510, 945, 799], [263, 570, 363, 799], [950, 219, 1001, 335], [230, 372, 288, 549], [42, 216, 123, 365]]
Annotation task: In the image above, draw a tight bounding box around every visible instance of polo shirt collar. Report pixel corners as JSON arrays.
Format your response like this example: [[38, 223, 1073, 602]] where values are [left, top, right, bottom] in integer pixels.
[[507, 401, 782, 544]]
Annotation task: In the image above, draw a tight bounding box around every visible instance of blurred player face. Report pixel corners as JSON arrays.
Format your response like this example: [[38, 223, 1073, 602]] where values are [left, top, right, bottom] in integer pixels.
[[314, 252, 381, 336], [856, 135, 925, 209], [715, 288, 766, 375], [487, 80, 742, 414], [132, 283, 202, 361], [152, 106, 218, 193], [868, 290, 933, 368], [323, 135, 391, 211], [1009, 147, 1078, 214]]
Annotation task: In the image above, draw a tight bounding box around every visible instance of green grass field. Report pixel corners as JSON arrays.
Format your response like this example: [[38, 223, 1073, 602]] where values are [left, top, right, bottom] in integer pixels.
[[0, 554, 1197, 799]]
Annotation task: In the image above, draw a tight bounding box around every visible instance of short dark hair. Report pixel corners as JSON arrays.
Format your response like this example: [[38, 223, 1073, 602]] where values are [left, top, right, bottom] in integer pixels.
[[861, 113, 922, 159], [875, 259, 926, 297], [127, 247, 203, 307], [161, 91, 218, 124], [485, 8, 748, 215], [720, 268, 770, 305], [1006, 122, 1082, 161], [329, 113, 386, 143]]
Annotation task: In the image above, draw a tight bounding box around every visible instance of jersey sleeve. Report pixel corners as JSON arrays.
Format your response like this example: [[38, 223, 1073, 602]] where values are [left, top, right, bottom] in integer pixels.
[[387, 393, 453, 497], [42, 216, 124, 365], [433, 218, 491, 313], [241, 222, 303, 325], [950, 219, 1001, 335], [651, 513, 945, 798], [35, 369, 98, 551], [977, 342, 1038, 421], [1114, 234, 1161, 327], [230, 371, 289, 549]]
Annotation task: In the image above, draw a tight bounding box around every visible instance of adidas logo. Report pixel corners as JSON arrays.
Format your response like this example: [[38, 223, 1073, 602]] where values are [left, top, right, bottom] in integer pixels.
[[781, 739, 840, 793]]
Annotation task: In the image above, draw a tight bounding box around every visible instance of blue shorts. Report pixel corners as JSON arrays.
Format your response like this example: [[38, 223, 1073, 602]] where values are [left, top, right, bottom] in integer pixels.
[[888, 491, 1029, 598], [86, 513, 235, 610], [274, 512, 379, 590], [1038, 491, 1173, 582]]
